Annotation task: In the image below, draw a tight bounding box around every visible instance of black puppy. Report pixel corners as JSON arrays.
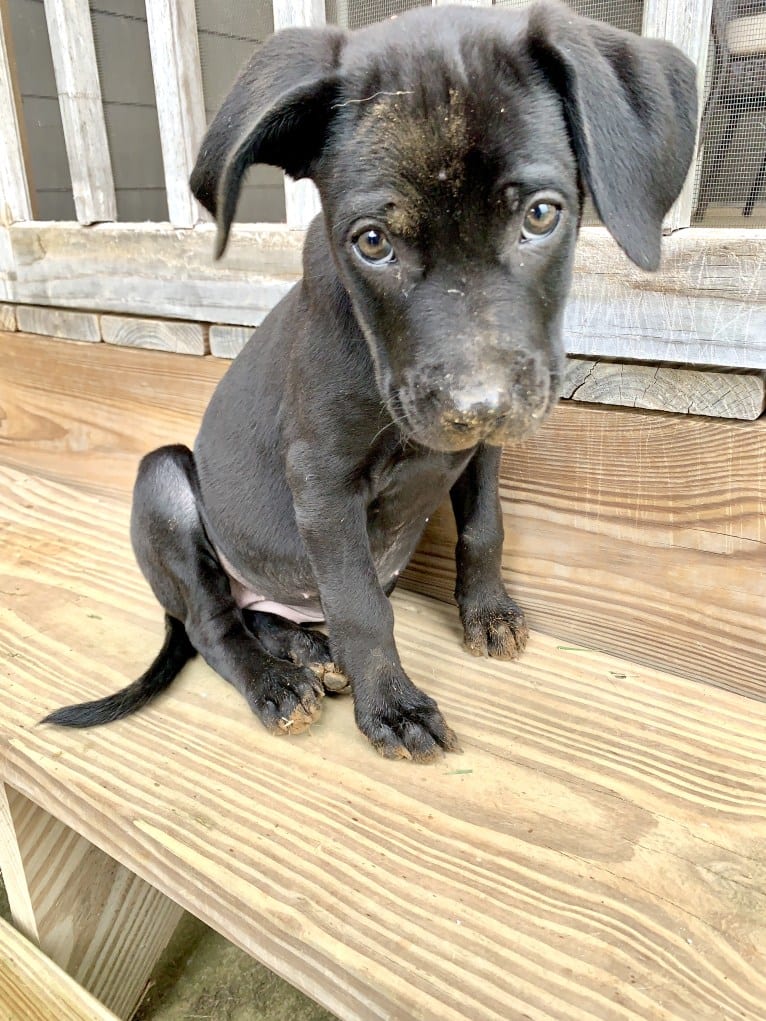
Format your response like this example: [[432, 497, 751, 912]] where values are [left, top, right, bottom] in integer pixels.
[[45, 2, 696, 761]]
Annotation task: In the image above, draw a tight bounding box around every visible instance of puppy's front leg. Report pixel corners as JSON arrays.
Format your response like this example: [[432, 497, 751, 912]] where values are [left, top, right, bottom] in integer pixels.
[[288, 456, 459, 762], [450, 444, 529, 660]]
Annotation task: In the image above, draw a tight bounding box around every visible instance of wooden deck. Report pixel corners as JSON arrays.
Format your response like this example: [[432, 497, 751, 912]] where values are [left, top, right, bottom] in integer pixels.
[[1, 331, 765, 1020]]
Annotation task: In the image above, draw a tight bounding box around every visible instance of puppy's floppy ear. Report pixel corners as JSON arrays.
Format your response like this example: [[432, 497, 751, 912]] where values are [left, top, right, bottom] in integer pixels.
[[528, 1, 697, 270], [190, 27, 345, 258]]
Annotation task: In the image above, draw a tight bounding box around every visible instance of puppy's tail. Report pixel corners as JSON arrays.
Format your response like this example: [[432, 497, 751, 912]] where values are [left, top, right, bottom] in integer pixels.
[[41, 615, 196, 728]]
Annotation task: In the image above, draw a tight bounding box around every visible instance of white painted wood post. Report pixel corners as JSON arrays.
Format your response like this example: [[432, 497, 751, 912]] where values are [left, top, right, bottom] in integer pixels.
[[145, 0, 208, 227], [272, 0, 325, 228], [0, 2, 32, 223], [642, 0, 714, 232], [43, 0, 117, 224]]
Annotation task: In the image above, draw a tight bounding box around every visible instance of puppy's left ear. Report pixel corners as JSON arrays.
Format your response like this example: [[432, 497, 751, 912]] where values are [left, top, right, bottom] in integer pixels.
[[528, 1, 697, 270], [190, 26, 345, 257]]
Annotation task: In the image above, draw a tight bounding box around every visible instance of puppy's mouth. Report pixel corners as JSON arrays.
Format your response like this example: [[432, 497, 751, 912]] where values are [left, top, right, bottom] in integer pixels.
[[388, 364, 561, 453]]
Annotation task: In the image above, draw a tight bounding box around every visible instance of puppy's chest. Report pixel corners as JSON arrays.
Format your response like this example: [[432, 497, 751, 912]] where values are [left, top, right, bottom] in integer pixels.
[[365, 447, 471, 578]]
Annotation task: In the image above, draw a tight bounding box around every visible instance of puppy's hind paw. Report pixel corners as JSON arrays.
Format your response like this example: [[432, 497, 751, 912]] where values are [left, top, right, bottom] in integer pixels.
[[461, 595, 529, 660]]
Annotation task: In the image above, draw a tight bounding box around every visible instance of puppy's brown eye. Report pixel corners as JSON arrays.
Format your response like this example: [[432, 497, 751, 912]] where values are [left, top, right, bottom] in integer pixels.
[[353, 227, 395, 265], [521, 201, 561, 240]]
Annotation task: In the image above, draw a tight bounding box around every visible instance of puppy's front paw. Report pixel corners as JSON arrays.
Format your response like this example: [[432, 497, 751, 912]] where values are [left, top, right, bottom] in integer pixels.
[[461, 594, 529, 660], [356, 674, 460, 763], [246, 663, 325, 736]]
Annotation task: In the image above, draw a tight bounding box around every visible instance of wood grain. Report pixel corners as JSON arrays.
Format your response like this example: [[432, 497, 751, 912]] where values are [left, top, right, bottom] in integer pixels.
[[0, 465, 765, 1021], [0, 302, 15, 331], [0, 785, 183, 1019], [42, 0, 117, 224], [566, 228, 766, 369], [209, 323, 253, 359], [562, 358, 766, 419], [405, 403, 766, 701], [145, 0, 207, 228], [0, 916, 119, 1021], [5, 221, 766, 368], [0, 331, 226, 496], [15, 306, 100, 343], [1, 330, 762, 700], [100, 314, 206, 355]]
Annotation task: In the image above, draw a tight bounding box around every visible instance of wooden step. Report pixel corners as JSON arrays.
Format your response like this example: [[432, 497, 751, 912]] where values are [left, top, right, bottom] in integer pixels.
[[0, 916, 119, 1021], [1, 462, 765, 1020]]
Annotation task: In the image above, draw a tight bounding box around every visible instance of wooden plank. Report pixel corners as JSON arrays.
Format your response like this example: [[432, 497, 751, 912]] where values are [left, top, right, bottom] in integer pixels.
[[641, 0, 713, 231], [0, 785, 183, 1019], [7, 222, 299, 328], [562, 358, 766, 419], [0, 915, 119, 1021], [5, 222, 766, 366], [42, 0, 116, 224], [405, 401, 766, 702], [100, 314, 206, 355], [272, 0, 324, 229], [15, 306, 100, 343], [145, 0, 207, 228], [0, 302, 15, 331], [0, 0, 33, 223], [565, 227, 766, 368], [0, 466, 765, 1020], [0, 331, 226, 497], [209, 323, 253, 358]]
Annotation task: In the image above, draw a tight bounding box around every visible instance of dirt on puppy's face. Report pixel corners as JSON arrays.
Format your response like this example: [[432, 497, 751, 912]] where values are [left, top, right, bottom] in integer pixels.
[[316, 30, 577, 451]]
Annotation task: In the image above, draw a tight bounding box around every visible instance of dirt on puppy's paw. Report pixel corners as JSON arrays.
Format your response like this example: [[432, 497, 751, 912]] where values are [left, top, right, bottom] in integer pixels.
[[309, 660, 352, 695], [462, 598, 529, 660]]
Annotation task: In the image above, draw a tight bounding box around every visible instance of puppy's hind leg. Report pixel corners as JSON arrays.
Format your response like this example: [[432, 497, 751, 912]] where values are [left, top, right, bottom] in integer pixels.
[[45, 445, 324, 735], [242, 611, 350, 694]]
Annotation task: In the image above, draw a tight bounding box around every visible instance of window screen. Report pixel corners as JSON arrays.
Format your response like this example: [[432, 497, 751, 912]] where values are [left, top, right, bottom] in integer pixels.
[[6, 0, 75, 220], [693, 1, 766, 226], [89, 0, 167, 221], [195, 0, 285, 223], [326, 0, 428, 31]]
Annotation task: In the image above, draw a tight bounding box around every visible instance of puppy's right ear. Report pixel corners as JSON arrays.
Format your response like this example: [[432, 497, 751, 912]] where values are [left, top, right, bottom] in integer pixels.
[[190, 27, 345, 258]]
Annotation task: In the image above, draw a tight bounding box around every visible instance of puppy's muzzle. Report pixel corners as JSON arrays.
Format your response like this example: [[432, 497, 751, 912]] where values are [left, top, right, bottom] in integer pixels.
[[403, 355, 552, 450]]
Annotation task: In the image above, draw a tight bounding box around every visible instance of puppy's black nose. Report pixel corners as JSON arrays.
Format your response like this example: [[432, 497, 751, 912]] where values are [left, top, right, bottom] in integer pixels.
[[441, 388, 513, 433]]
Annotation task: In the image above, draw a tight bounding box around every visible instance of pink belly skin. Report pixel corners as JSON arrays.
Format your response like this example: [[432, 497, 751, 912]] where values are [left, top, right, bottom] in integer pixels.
[[216, 548, 325, 625]]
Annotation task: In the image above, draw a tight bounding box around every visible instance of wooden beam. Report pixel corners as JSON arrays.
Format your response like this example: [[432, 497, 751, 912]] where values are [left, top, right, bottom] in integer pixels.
[[210, 323, 253, 358], [4, 222, 766, 368], [15, 305, 100, 343], [405, 402, 766, 702], [641, 0, 713, 231], [42, 0, 117, 224], [0, 916, 119, 1021], [145, 0, 207, 228], [0, 0, 33, 223], [0, 785, 183, 1019], [562, 358, 766, 420], [100, 313, 206, 355], [273, 0, 324, 228]]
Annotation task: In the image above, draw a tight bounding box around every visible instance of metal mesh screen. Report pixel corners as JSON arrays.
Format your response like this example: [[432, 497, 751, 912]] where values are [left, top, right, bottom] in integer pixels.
[[6, 0, 75, 220], [195, 0, 285, 222], [89, 0, 167, 221], [692, 1, 766, 226], [494, 0, 644, 35], [325, 0, 428, 31]]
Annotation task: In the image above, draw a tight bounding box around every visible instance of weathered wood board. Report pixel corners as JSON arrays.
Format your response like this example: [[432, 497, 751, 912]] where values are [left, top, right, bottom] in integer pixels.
[[209, 323, 254, 358], [15, 305, 100, 342], [0, 785, 183, 1018], [1, 462, 765, 1021], [5, 223, 766, 367], [0, 916, 119, 1021], [100, 314, 206, 355], [0, 301, 15, 330], [562, 358, 766, 419]]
